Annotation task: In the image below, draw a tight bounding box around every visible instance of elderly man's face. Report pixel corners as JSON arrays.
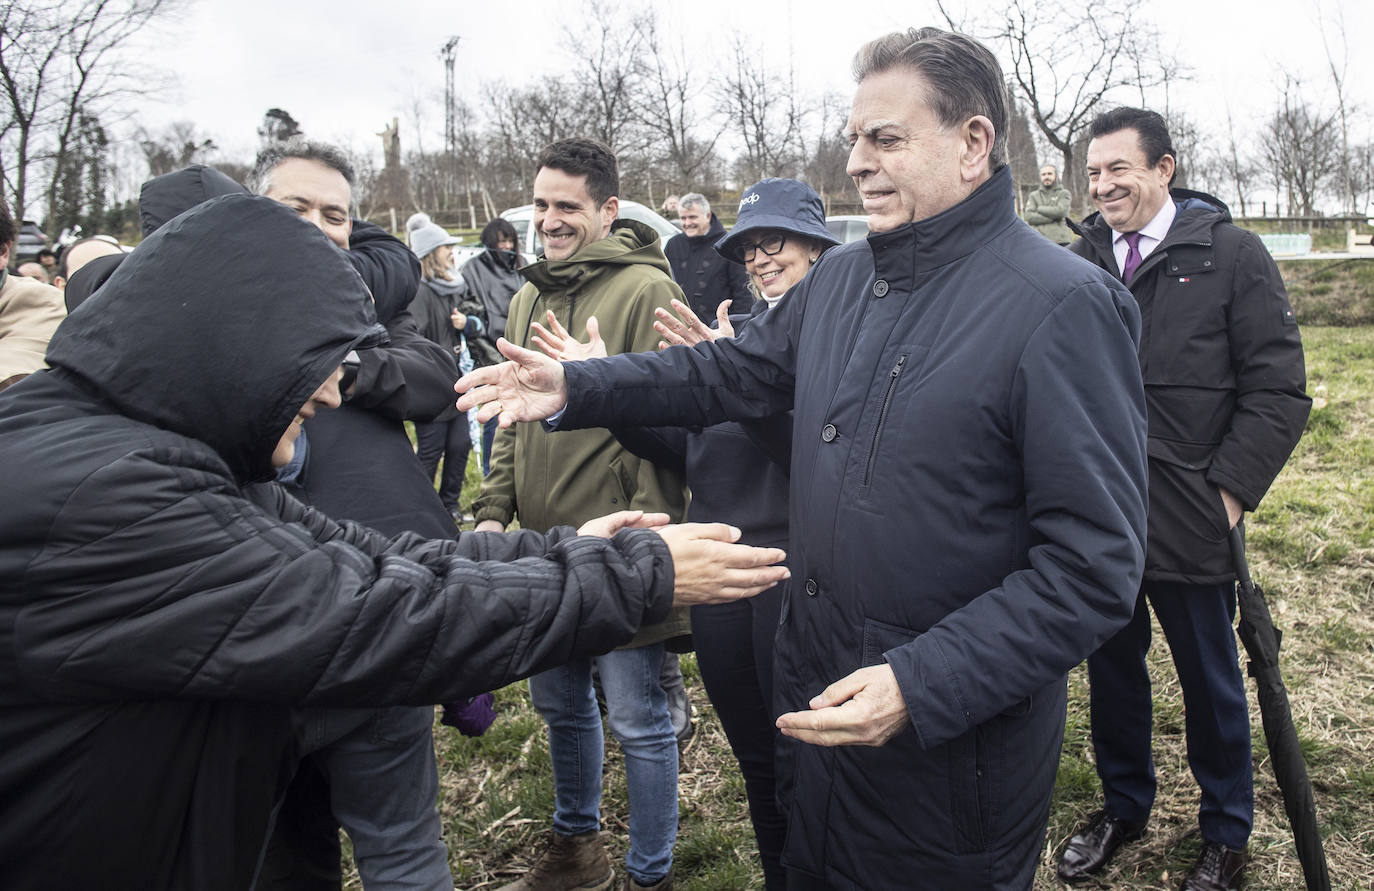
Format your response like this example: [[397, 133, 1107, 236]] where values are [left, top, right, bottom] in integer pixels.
[[678, 204, 709, 238], [844, 68, 973, 233], [264, 158, 353, 250]]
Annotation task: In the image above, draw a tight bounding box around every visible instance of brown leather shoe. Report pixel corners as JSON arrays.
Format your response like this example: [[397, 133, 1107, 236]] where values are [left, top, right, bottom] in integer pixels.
[[498, 830, 615, 891], [1180, 841, 1245, 890], [1056, 809, 1147, 884]]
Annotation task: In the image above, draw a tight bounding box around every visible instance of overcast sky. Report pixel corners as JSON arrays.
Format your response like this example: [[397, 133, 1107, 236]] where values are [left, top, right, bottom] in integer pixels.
[[129, 0, 1371, 196]]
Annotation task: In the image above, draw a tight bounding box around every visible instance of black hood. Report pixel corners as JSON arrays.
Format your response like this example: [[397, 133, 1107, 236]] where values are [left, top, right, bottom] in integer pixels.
[[64, 166, 251, 313], [140, 164, 249, 237], [46, 193, 374, 483]]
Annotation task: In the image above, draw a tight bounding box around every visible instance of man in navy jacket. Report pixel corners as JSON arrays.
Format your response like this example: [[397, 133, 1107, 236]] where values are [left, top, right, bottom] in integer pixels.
[[460, 28, 1149, 889], [1059, 108, 1309, 891]]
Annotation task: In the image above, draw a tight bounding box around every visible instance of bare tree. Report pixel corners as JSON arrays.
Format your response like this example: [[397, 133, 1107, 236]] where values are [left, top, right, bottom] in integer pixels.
[[1223, 109, 1256, 216], [717, 34, 805, 184], [258, 108, 302, 146], [1314, 1, 1355, 213], [801, 91, 855, 211], [945, 0, 1185, 205], [138, 121, 217, 177], [1259, 77, 1340, 216], [631, 10, 722, 188], [561, 4, 646, 157], [1, 0, 175, 223]]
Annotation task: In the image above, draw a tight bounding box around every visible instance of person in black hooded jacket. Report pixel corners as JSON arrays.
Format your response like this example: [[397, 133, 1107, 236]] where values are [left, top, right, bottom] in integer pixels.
[[0, 193, 788, 891], [64, 159, 463, 889], [663, 193, 752, 321]]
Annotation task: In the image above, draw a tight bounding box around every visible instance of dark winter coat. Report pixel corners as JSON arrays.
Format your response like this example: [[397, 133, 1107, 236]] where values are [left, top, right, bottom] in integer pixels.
[[0, 195, 674, 891], [461, 247, 524, 367], [610, 302, 791, 551], [1071, 190, 1310, 582], [557, 167, 1149, 888], [408, 276, 484, 362], [664, 213, 753, 320], [295, 220, 459, 539]]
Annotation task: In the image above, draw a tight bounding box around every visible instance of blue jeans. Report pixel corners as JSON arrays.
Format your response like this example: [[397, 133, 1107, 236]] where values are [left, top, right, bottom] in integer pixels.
[[529, 644, 677, 885], [294, 705, 452, 890]]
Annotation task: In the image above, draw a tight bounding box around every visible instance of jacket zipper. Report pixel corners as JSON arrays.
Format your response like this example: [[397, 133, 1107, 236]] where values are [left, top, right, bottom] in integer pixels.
[[863, 354, 907, 487]]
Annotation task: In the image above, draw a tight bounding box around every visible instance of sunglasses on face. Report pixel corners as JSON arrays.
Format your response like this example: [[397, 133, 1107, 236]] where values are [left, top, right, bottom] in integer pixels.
[[732, 234, 787, 263]]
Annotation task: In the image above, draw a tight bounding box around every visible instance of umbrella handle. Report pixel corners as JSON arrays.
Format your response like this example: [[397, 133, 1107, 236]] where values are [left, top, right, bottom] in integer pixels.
[[1229, 520, 1252, 590]]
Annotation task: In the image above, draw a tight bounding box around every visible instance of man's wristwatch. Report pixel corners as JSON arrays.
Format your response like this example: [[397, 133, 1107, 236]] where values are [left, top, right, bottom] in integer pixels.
[[339, 350, 362, 396]]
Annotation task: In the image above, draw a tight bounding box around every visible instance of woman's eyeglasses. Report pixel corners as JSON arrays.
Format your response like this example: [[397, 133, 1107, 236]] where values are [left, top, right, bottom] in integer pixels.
[[733, 234, 787, 263]]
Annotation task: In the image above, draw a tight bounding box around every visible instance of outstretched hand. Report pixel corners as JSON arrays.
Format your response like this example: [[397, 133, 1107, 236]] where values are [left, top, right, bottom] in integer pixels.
[[454, 337, 569, 427], [655, 298, 734, 350], [658, 523, 788, 606], [531, 311, 608, 362], [577, 510, 670, 538], [775, 664, 910, 747]]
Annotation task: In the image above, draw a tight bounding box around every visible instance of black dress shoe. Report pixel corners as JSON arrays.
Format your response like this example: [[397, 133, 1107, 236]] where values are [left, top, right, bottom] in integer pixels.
[[1180, 841, 1245, 890], [1056, 809, 1147, 884]]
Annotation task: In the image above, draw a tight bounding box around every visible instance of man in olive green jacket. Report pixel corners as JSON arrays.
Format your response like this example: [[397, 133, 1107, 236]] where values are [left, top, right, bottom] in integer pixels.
[[474, 139, 688, 891], [1024, 163, 1074, 245]]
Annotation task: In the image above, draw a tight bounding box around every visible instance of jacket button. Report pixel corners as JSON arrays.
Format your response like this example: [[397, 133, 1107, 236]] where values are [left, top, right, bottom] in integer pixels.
[[805, 579, 819, 597], [872, 279, 890, 298], [821, 423, 837, 442]]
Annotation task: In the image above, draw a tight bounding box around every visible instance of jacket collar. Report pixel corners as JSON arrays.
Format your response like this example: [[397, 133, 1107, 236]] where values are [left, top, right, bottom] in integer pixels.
[[866, 165, 1019, 288], [1073, 187, 1231, 265], [520, 218, 669, 295]]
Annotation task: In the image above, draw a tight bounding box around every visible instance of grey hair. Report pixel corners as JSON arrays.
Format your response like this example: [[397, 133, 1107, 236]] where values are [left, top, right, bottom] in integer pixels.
[[678, 192, 710, 215], [249, 138, 357, 196], [851, 27, 1008, 172]]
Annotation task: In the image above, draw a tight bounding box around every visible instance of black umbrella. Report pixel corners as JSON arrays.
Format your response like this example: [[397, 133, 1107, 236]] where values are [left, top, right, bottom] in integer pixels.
[[1229, 523, 1330, 891]]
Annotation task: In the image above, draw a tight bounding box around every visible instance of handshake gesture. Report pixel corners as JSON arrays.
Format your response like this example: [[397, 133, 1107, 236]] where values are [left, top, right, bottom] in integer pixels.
[[459, 349, 788, 608], [575, 510, 788, 607], [455, 335, 570, 428]]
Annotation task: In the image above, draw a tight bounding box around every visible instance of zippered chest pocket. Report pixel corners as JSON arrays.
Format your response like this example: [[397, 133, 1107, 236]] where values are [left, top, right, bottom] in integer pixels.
[[863, 353, 909, 487]]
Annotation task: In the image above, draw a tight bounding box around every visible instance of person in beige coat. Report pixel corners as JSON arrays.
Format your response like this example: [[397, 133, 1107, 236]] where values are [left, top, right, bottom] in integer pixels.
[[0, 204, 65, 391]]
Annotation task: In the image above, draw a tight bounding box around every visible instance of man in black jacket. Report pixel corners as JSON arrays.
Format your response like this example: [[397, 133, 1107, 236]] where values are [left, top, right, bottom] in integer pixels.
[[249, 140, 463, 890], [665, 193, 752, 320], [0, 194, 787, 891], [1058, 108, 1310, 891]]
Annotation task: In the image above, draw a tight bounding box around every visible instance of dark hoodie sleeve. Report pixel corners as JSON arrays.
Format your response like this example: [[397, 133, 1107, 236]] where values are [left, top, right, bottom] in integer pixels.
[[347, 220, 422, 321], [1204, 232, 1311, 509], [16, 451, 675, 707], [346, 309, 459, 422]]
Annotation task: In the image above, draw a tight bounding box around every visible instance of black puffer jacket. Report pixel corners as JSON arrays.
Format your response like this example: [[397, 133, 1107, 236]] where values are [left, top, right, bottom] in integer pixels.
[[461, 247, 524, 367], [664, 213, 752, 320], [0, 195, 673, 891], [1071, 190, 1310, 582]]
